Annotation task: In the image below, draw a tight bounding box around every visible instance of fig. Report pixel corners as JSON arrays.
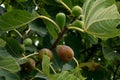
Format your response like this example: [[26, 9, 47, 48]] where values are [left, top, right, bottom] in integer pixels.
[[72, 5, 82, 17], [71, 20, 84, 28], [23, 38, 33, 46], [38, 48, 53, 61], [23, 58, 36, 72], [56, 45, 74, 62], [56, 12, 66, 29]]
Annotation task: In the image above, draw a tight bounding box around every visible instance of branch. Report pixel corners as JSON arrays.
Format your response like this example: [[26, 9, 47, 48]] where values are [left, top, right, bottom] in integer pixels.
[[50, 27, 68, 50]]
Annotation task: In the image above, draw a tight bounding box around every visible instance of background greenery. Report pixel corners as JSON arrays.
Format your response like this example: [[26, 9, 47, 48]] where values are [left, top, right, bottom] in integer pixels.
[[0, 0, 120, 80]]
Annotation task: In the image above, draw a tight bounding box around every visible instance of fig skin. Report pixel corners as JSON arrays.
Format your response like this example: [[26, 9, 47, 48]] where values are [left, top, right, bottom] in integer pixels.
[[56, 45, 74, 62], [72, 5, 82, 17], [38, 48, 53, 61], [71, 20, 84, 28], [23, 58, 36, 72], [56, 12, 66, 29], [23, 38, 33, 46]]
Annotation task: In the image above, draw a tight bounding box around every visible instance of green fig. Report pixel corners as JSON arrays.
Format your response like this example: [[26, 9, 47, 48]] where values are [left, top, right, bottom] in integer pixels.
[[23, 38, 33, 46], [71, 20, 84, 28], [72, 5, 82, 17], [56, 12, 66, 29]]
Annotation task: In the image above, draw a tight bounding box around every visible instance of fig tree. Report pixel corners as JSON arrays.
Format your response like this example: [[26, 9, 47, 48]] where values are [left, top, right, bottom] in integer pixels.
[[56, 45, 74, 62]]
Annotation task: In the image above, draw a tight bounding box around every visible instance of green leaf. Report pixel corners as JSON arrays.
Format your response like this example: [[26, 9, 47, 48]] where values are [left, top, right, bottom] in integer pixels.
[[42, 55, 50, 75], [116, 1, 120, 12], [40, 8, 58, 39], [0, 38, 6, 47], [0, 47, 20, 73], [3, 38, 24, 57], [102, 44, 120, 61], [29, 19, 48, 37], [0, 10, 39, 31], [83, 0, 120, 39], [0, 69, 19, 80], [62, 63, 73, 71], [63, 0, 73, 9], [51, 70, 86, 80], [35, 72, 49, 80]]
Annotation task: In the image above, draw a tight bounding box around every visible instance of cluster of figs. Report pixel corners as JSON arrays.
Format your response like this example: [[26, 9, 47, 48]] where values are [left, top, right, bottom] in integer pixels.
[[22, 45, 75, 72]]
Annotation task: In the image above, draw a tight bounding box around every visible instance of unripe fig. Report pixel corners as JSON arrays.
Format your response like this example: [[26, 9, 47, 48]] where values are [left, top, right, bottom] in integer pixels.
[[38, 48, 53, 61], [23, 58, 36, 72], [56, 12, 66, 29], [71, 20, 84, 28], [72, 5, 82, 17], [56, 45, 74, 62], [23, 38, 33, 46]]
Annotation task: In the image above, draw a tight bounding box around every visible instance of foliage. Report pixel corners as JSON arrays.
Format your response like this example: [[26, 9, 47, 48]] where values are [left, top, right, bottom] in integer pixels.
[[0, 0, 120, 80]]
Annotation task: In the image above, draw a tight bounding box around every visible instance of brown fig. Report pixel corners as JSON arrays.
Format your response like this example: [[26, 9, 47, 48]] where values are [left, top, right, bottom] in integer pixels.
[[38, 48, 53, 61], [23, 58, 36, 72], [56, 45, 74, 62]]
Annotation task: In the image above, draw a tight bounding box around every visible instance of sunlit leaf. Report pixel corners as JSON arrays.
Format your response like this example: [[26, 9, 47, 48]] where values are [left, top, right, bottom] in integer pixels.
[[0, 47, 20, 73], [83, 0, 120, 39], [42, 55, 50, 75]]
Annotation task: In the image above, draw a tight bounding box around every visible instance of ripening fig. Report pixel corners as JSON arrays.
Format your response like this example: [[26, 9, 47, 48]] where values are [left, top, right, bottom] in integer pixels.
[[38, 48, 53, 61], [56, 45, 74, 62], [23, 38, 33, 46], [72, 5, 82, 17], [56, 12, 66, 29], [23, 58, 36, 72]]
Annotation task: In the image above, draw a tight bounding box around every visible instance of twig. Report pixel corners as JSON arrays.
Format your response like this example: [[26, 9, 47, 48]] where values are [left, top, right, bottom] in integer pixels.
[[39, 15, 61, 33], [50, 27, 68, 50], [14, 29, 23, 38], [49, 63, 57, 74], [57, 0, 72, 13]]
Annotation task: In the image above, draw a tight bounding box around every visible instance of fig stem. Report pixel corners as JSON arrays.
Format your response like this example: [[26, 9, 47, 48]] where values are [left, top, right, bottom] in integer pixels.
[[57, 0, 72, 13], [33, 0, 38, 8], [25, 27, 31, 36], [68, 26, 84, 32], [20, 52, 39, 60], [49, 63, 57, 74], [14, 29, 23, 38], [39, 15, 61, 33], [35, 67, 44, 74], [73, 57, 79, 67]]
